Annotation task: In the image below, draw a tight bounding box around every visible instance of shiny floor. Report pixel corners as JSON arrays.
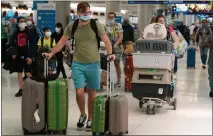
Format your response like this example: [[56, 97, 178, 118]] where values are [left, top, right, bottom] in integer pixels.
[[2, 52, 212, 135]]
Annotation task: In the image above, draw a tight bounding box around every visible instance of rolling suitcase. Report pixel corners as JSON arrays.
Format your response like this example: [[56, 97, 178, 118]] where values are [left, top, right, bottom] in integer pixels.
[[47, 79, 68, 135], [124, 55, 134, 92], [187, 46, 196, 68], [43, 58, 68, 135], [108, 61, 128, 135], [22, 78, 46, 135]]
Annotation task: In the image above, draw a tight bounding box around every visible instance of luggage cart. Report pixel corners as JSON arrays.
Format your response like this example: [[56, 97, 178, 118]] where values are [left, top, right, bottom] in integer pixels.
[[132, 39, 177, 115]]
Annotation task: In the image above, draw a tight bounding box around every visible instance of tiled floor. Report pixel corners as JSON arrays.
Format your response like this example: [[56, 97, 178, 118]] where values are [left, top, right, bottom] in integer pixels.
[[2, 52, 212, 135]]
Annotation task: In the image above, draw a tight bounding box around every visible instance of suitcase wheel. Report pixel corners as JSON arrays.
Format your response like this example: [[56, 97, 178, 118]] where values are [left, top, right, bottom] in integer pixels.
[[23, 130, 28, 135], [146, 105, 156, 115], [63, 130, 67, 135], [139, 101, 143, 108]]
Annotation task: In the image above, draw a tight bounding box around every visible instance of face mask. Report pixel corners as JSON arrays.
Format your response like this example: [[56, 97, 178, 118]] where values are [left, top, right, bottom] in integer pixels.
[[55, 27, 61, 33], [19, 23, 26, 29], [80, 15, 90, 21], [108, 20, 115, 25], [27, 21, 32, 26], [45, 32, 51, 37]]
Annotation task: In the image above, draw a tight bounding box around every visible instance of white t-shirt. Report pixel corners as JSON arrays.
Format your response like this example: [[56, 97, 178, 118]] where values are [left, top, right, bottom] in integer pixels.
[[189, 25, 195, 35]]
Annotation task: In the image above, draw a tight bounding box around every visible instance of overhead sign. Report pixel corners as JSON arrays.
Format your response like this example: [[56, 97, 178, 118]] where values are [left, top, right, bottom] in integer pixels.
[[115, 12, 122, 24], [32, 1, 48, 10], [37, 3, 56, 32], [128, 0, 210, 4]]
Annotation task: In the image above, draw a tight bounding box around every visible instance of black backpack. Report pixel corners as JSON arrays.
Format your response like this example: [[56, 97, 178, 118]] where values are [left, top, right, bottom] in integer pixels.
[[40, 37, 54, 48], [71, 19, 100, 50]]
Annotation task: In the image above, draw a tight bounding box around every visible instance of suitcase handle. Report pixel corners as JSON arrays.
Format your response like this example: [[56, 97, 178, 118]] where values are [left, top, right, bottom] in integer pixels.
[[107, 61, 114, 98]]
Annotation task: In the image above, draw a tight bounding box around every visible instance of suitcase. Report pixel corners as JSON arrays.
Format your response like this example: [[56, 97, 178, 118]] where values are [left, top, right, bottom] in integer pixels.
[[187, 46, 196, 68], [22, 78, 46, 135], [108, 95, 128, 135], [124, 55, 134, 92], [47, 79, 68, 135]]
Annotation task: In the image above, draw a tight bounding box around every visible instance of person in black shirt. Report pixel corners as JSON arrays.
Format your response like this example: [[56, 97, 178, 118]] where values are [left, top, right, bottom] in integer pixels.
[[51, 22, 67, 78], [10, 16, 32, 97]]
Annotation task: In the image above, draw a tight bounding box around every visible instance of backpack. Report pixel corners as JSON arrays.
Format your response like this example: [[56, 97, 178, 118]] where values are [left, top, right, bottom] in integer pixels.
[[40, 37, 54, 48], [71, 19, 100, 50], [17, 32, 27, 47]]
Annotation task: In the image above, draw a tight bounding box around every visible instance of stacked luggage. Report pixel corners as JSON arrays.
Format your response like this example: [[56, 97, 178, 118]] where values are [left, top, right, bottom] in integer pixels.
[[22, 56, 68, 135], [132, 39, 177, 115], [92, 61, 128, 136]]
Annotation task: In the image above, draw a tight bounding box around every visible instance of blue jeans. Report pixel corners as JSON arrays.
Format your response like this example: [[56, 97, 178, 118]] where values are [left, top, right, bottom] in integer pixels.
[[209, 65, 213, 91], [199, 46, 209, 65], [174, 57, 178, 73]]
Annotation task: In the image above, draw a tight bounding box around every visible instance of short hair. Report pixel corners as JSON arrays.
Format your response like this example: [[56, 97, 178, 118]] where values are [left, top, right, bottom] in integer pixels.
[[43, 27, 50, 32], [77, 2, 90, 13], [156, 15, 165, 22], [55, 22, 64, 33], [108, 12, 116, 17], [17, 16, 26, 23]]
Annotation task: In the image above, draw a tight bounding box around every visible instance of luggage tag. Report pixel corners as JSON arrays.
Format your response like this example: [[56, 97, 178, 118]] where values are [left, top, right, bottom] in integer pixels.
[[34, 109, 40, 123]]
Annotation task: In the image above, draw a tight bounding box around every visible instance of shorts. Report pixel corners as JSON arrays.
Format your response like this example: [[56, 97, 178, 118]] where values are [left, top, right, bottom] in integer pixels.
[[113, 46, 123, 61], [15, 57, 31, 73], [72, 61, 100, 90]]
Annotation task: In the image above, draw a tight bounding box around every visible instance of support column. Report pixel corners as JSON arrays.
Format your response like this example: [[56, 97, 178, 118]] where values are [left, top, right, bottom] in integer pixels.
[[105, 1, 121, 23], [138, 4, 153, 37], [55, 1, 70, 28]]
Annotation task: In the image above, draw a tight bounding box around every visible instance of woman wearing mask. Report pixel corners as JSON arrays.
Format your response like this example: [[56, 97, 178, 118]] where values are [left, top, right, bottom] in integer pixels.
[[156, 15, 179, 79], [51, 23, 67, 78]]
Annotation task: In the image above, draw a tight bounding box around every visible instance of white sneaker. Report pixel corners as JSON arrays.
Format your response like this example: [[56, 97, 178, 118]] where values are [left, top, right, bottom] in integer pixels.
[[114, 82, 121, 88]]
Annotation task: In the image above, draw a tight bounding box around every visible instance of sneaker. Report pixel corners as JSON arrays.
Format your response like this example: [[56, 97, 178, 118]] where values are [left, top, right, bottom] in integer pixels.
[[209, 91, 213, 98], [85, 120, 92, 132], [77, 114, 87, 130], [15, 89, 22, 97], [114, 82, 121, 88], [202, 65, 206, 69]]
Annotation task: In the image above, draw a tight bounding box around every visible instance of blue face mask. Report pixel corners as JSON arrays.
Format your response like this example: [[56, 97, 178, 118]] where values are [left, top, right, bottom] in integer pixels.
[[108, 20, 115, 25], [80, 15, 90, 21]]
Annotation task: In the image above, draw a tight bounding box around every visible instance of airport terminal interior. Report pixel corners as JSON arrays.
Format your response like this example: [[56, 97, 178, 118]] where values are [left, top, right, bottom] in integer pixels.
[[1, 1, 213, 135]]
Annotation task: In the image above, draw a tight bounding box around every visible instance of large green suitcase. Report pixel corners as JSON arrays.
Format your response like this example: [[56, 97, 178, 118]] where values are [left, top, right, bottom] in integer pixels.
[[47, 79, 68, 134], [92, 95, 109, 135]]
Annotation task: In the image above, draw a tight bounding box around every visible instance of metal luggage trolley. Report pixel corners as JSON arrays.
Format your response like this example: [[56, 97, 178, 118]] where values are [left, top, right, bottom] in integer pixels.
[[132, 39, 177, 115]]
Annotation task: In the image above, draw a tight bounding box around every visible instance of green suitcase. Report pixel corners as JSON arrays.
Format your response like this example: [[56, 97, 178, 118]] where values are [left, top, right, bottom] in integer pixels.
[[92, 95, 109, 135], [47, 79, 68, 134]]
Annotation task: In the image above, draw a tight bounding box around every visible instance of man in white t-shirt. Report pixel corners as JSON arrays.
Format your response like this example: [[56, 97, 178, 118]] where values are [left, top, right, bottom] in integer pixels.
[[189, 23, 195, 44]]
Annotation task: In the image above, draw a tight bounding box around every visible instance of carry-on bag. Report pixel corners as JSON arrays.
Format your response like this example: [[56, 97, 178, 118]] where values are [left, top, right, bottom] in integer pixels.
[[45, 57, 68, 135], [124, 55, 134, 92], [187, 46, 196, 68], [22, 78, 46, 135]]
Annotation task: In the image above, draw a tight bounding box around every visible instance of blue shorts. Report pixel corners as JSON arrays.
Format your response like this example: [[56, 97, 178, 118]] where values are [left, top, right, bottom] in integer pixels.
[[72, 61, 100, 90]]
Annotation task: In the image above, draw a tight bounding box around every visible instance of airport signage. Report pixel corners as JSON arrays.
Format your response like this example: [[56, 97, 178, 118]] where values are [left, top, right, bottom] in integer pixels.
[[32, 1, 48, 10], [37, 3, 56, 32]]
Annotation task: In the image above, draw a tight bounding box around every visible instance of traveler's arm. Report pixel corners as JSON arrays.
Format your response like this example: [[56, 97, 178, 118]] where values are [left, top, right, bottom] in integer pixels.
[[100, 33, 113, 55], [114, 32, 123, 46], [50, 36, 69, 55]]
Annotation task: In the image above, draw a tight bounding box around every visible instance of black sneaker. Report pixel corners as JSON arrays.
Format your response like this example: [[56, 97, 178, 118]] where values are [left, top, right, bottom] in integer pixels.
[[77, 114, 87, 130], [86, 120, 92, 132], [15, 89, 22, 97], [209, 91, 213, 98]]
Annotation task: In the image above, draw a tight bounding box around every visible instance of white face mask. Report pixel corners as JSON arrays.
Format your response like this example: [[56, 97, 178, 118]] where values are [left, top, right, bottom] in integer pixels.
[[45, 32, 52, 37], [19, 23, 27, 29], [27, 21, 32, 26], [55, 27, 61, 33]]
